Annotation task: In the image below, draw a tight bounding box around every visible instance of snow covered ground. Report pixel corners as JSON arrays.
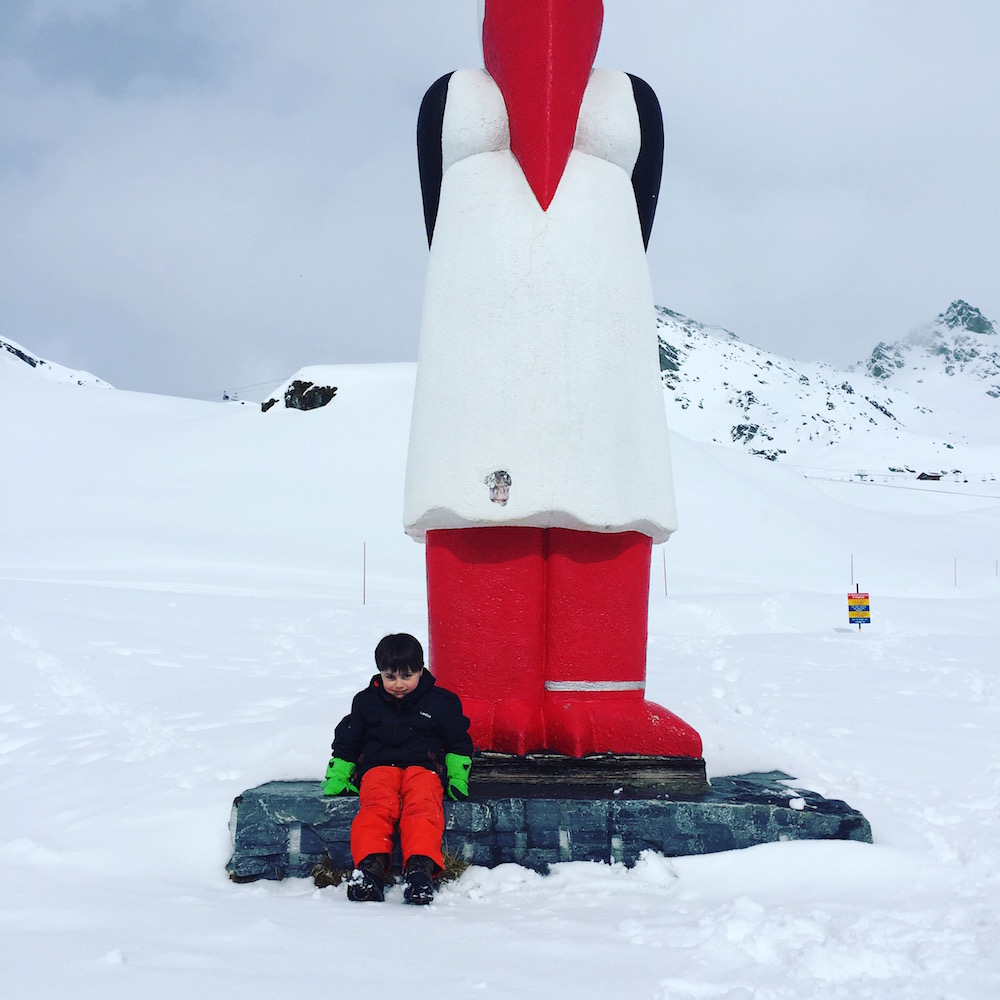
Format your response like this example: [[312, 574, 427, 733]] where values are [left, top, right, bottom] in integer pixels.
[[2, 359, 998, 999]]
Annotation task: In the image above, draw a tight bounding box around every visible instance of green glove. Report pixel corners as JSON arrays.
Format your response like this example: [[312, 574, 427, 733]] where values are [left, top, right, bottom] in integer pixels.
[[445, 753, 471, 801], [322, 757, 358, 796]]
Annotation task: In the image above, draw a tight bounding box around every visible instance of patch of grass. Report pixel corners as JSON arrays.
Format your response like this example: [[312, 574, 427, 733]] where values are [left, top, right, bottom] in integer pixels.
[[440, 850, 471, 883], [310, 854, 350, 888], [310, 850, 471, 889]]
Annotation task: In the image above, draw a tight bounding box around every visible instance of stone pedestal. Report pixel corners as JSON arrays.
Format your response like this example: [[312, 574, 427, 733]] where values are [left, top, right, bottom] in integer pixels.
[[227, 768, 872, 882]]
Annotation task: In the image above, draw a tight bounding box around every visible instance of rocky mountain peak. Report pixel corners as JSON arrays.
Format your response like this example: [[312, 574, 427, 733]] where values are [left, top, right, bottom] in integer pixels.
[[937, 300, 996, 337], [855, 301, 999, 391]]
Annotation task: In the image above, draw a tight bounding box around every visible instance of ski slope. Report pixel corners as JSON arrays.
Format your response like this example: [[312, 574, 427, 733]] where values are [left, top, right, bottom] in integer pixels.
[[2, 361, 998, 998]]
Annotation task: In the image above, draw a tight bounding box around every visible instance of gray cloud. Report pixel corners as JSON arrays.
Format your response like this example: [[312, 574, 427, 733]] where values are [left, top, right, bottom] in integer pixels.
[[1, 0, 997, 398]]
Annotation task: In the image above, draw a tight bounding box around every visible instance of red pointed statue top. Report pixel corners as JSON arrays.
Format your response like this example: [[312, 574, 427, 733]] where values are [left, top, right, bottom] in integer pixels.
[[482, 0, 604, 210]]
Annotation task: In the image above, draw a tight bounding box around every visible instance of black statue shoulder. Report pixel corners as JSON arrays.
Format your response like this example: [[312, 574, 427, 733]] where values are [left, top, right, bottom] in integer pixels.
[[627, 74, 664, 250], [417, 72, 455, 247]]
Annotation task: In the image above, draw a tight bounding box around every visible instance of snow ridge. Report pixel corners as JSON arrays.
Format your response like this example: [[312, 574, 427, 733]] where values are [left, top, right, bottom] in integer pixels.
[[0, 334, 113, 388], [7, 298, 998, 478]]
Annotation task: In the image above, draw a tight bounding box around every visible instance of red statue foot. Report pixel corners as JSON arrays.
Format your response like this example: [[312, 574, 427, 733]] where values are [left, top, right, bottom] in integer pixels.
[[461, 696, 546, 756], [542, 693, 703, 758]]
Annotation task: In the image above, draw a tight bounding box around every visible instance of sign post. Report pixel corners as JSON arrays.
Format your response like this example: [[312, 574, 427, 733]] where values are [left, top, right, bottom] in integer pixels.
[[847, 585, 870, 630]]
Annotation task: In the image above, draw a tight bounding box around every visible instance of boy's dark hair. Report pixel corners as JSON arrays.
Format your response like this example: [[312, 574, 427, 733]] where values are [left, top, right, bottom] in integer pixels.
[[374, 633, 424, 676]]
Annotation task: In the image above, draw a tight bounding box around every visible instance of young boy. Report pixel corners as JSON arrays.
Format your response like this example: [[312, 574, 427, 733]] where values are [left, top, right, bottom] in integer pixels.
[[322, 633, 473, 904]]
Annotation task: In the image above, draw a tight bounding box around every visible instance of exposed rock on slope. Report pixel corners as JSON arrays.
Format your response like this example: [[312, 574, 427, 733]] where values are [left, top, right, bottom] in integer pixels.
[[1, 335, 112, 388]]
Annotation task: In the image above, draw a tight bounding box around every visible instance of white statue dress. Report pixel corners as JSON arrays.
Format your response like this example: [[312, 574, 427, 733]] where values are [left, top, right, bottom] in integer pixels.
[[403, 68, 677, 544]]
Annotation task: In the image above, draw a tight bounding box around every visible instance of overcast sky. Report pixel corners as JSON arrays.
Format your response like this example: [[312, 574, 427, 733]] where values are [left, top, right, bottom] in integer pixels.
[[2, 0, 998, 399]]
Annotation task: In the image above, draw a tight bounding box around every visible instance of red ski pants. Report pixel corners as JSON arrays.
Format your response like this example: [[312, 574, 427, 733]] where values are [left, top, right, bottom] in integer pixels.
[[350, 765, 445, 871]]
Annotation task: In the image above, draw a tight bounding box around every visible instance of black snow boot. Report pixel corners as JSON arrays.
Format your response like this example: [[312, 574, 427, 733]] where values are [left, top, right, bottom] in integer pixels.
[[347, 853, 389, 903], [403, 855, 437, 906]]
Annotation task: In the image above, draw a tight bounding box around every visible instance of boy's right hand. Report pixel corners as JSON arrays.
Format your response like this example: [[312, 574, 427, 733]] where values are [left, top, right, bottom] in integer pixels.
[[322, 757, 359, 796], [445, 753, 472, 801]]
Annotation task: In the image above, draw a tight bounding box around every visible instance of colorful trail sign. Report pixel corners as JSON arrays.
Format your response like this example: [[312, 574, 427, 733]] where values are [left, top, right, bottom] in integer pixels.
[[848, 590, 870, 627]]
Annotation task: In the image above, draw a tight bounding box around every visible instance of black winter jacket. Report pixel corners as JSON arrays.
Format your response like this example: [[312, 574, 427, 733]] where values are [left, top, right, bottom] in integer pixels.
[[332, 670, 472, 785]]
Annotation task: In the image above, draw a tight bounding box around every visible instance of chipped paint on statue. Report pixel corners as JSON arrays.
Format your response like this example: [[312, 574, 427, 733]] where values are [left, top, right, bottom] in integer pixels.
[[485, 470, 511, 506]]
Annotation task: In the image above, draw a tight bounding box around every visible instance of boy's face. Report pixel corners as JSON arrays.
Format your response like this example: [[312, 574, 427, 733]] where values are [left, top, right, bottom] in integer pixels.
[[380, 667, 422, 699]]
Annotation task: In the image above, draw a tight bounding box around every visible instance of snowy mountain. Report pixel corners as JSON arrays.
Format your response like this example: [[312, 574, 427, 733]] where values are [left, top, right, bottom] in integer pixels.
[[857, 300, 999, 391], [8, 298, 998, 481], [656, 308, 903, 462], [0, 333, 113, 388], [656, 302, 1000, 476]]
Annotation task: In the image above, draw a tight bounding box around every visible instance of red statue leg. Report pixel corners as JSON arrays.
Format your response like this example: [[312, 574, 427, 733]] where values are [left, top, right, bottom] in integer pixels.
[[542, 528, 702, 757], [425, 526, 546, 754]]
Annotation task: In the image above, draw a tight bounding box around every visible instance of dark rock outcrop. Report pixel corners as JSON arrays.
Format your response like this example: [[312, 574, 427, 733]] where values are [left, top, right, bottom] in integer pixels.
[[2, 338, 38, 367], [261, 380, 338, 413]]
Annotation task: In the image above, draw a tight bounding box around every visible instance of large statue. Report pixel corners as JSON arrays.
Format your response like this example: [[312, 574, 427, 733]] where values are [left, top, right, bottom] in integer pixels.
[[404, 0, 702, 760]]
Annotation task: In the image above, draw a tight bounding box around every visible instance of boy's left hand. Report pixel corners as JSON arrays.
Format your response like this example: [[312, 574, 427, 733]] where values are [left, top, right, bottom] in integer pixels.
[[445, 753, 472, 801]]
